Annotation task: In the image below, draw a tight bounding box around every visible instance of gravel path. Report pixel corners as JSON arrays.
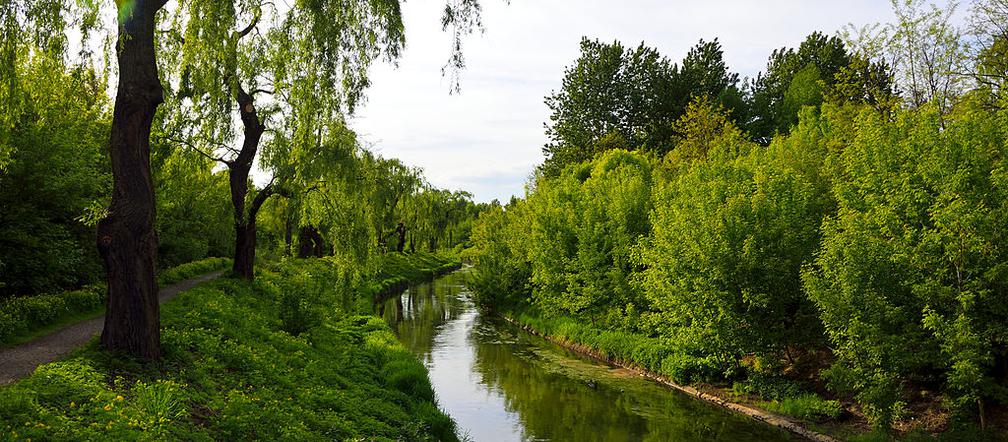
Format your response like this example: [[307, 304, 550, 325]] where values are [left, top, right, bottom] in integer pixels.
[[0, 271, 224, 385]]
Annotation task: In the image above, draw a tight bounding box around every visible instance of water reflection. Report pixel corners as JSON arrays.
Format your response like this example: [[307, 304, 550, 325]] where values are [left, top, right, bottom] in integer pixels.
[[377, 271, 797, 442]]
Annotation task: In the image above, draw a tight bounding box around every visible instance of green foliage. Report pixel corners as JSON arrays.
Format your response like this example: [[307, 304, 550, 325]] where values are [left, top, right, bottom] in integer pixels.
[[157, 257, 232, 286], [0, 54, 109, 297], [760, 394, 842, 422], [804, 105, 1008, 427], [733, 373, 806, 402], [541, 38, 746, 175], [1, 258, 231, 346], [524, 150, 653, 325], [640, 122, 827, 377], [749, 32, 855, 142], [0, 284, 104, 345], [152, 148, 234, 268], [467, 203, 533, 311], [0, 258, 459, 441]]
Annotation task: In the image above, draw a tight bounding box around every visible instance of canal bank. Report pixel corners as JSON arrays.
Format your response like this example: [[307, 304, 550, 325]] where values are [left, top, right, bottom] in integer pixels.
[[379, 270, 804, 441], [501, 315, 840, 442]]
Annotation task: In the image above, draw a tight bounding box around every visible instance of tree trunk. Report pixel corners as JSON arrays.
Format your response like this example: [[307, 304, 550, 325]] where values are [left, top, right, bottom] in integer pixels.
[[298, 226, 314, 258], [228, 84, 267, 280], [298, 225, 325, 258], [395, 222, 406, 253], [96, 0, 167, 360], [233, 218, 257, 279]]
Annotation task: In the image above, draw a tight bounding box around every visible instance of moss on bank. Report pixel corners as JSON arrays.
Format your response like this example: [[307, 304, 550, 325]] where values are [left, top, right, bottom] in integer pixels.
[[0, 254, 461, 441]]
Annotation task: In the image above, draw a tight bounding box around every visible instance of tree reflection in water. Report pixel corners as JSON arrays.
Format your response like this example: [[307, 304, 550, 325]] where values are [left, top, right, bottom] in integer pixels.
[[377, 271, 797, 442]]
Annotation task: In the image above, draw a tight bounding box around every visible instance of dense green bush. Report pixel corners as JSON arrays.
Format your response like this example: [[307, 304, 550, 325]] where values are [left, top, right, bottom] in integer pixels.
[[761, 394, 842, 422], [153, 152, 234, 269], [804, 105, 1008, 426], [524, 149, 653, 326], [0, 284, 105, 345], [0, 55, 110, 297], [639, 109, 828, 379], [466, 204, 533, 311]]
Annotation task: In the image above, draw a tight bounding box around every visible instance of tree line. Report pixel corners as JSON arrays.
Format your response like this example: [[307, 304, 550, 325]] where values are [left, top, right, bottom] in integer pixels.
[[469, 0, 1008, 433], [0, 0, 489, 358]]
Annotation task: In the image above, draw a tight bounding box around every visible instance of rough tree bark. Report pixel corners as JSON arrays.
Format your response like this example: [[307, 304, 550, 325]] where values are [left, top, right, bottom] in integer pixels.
[[96, 0, 168, 360], [229, 84, 269, 280]]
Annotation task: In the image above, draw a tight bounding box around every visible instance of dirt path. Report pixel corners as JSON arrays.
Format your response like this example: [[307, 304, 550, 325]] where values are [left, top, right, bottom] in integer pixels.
[[0, 271, 223, 385]]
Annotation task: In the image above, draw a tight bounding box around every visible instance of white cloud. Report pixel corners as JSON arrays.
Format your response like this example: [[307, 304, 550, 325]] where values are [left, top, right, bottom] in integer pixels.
[[351, 0, 905, 203]]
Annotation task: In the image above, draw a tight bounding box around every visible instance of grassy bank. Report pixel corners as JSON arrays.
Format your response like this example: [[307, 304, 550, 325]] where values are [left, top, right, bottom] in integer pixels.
[[0, 253, 461, 441], [0, 257, 233, 348], [505, 311, 1002, 442], [358, 252, 463, 308]]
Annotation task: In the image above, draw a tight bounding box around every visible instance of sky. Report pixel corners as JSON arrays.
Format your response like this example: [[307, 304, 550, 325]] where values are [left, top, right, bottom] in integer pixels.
[[348, 0, 907, 203]]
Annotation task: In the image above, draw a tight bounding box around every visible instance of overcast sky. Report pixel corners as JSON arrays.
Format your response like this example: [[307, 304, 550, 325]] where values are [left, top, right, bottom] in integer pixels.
[[349, 1, 906, 203]]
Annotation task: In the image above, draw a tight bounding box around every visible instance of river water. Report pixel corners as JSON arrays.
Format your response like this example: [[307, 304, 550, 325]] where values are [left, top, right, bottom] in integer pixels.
[[376, 270, 799, 442]]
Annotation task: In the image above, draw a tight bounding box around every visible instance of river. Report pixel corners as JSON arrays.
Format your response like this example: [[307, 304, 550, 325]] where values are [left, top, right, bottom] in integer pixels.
[[376, 270, 799, 442]]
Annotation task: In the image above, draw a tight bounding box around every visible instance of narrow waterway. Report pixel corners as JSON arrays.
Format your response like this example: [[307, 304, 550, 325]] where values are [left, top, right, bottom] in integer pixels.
[[376, 270, 799, 442]]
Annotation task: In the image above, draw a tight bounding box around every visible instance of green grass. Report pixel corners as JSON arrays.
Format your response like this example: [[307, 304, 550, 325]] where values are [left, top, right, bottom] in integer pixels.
[[157, 257, 232, 286], [377, 252, 460, 282], [760, 394, 842, 422], [0, 257, 232, 348], [0, 255, 458, 441]]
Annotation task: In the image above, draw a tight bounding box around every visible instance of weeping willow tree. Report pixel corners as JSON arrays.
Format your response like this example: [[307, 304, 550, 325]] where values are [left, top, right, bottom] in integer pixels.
[[159, 0, 398, 279], [0, 0, 81, 170], [359, 153, 422, 253], [159, 0, 488, 280]]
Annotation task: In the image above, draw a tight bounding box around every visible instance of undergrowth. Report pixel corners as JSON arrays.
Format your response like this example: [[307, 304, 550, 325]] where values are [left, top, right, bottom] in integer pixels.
[[0, 257, 232, 347], [0, 254, 460, 441]]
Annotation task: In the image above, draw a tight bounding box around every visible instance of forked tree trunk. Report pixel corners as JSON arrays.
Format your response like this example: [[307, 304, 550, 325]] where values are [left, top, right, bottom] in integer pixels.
[[229, 85, 268, 280], [96, 0, 167, 360]]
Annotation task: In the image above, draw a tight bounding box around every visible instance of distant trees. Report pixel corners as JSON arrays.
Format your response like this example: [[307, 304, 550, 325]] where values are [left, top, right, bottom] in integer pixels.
[[968, 0, 1008, 100], [843, 0, 967, 114], [541, 31, 900, 173], [541, 38, 744, 175], [748, 32, 853, 141]]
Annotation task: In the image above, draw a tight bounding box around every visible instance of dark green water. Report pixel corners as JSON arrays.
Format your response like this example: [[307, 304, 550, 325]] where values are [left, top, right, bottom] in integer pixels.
[[377, 270, 799, 442]]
